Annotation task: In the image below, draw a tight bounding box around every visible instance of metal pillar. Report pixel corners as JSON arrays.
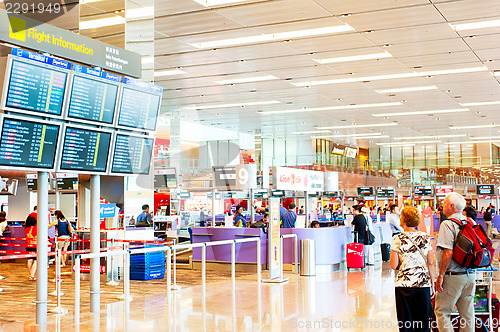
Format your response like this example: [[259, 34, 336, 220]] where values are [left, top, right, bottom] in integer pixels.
[[36, 171, 49, 325], [340, 191, 345, 218], [250, 188, 255, 224], [304, 192, 309, 227], [90, 175, 100, 313], [211, 188, 216, 226]]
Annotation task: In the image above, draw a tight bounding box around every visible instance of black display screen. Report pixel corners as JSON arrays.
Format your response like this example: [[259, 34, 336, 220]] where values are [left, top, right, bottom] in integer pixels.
[[5, 59, 67, 116], [271, 190, 285, 197], [67, 74, 119, 125], [117, 87, 161, 131], [377, 187, 394, 197], [57, 177, 78, 190], [0, 117, 60, 169], [59, 126, 112, 173], [477, 184, 495, 196], [111, 134, 154, 174], [214, 167, 237, 190], [414, 186, 433, 196], [27, 177, 37, 191], [154, 174, 177, 188], [357, 187, 374, 196]]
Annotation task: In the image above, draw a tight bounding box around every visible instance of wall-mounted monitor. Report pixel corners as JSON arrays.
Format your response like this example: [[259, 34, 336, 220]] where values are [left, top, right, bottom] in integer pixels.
[[271, 190, 285, 197], [56, 173, 78, 191], [154, 168, 177, 189], [110, 133, 154, 175], [377, 186, 394, 197], [477, 184, 495, 196], [65, 65, 120, 126], [1, 51, 70, 119], [213, 166, 237, 190], [0, 115, 61, 171], [58, 125, 112, 174], [116, 78, 163, 132], [414, 185, 433, 197], [435, 185, 454, 196], [357, 186, 374, 197]]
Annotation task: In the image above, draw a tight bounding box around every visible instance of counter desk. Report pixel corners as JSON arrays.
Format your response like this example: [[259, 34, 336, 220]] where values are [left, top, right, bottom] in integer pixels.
[[1, 225, 55, 254], [191, 222, 392, 272]]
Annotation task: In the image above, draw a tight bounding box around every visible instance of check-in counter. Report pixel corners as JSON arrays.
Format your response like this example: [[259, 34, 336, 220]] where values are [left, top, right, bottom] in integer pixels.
[[1, 225, 55, 254]]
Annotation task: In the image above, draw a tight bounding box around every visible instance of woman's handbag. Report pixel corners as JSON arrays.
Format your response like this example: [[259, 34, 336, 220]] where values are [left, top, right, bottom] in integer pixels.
[[26, 227, 37, 248]]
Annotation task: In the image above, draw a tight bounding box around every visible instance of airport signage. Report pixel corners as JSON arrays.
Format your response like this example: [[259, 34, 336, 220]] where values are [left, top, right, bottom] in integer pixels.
[[273, 167, 324, 192]]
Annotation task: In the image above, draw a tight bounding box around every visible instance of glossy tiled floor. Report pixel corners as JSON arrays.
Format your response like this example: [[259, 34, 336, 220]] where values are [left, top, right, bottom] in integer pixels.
[[1, 252, 499, 331]]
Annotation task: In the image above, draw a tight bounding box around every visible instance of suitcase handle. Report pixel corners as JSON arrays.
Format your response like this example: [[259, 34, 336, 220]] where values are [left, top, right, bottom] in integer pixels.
[[351, 231, 358, 243]]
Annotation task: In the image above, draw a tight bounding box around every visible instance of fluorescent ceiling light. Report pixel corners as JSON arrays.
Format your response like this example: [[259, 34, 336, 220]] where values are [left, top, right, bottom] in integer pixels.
[[451, 19, 500, 31], [318, 123, 398, 130], [372, 108, 469, 117], [494, 72, 500, 77], [313, 132, 383, 138], [141, 56, 154, 64], [190, 25, 354, 49], [450, 124, 500, 130], [261, 102, 401, 115], [81, 0, 102, 3], [314, 52, 392, 64], [192, 0, 248, 7], [470, 136, 500, 140], [292, 130, 331, 135], [378, 140, 442, 146], [376, 86, 438, 94], [126, 7, 154, 19], [312, 134, 388, 139], [446, 140, 500, 145], [154, 69, 186, 77], [215, 75, 278, 85], [292, 66, 487, 87], [460, 101, 500, 107], [184, 100, 280, 110], [394, 134, 467, 140], [376, 143, 416, 147], [80, 16, 125, 30]]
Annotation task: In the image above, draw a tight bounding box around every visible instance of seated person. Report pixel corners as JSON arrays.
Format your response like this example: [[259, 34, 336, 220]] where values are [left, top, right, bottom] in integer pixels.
[[310, 220, 320, 228]]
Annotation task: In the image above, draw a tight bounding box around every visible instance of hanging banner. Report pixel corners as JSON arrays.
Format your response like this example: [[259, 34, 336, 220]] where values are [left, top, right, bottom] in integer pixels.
[[268, 197, 281, 280], [272, 167, 324, 192]]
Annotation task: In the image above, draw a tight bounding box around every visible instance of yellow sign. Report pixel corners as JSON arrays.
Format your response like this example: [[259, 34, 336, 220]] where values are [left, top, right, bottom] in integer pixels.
[[9, 16, 26, 41]]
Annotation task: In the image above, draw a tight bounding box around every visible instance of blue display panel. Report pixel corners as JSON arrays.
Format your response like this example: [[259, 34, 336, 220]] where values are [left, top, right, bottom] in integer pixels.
[[111, 133, 154, 175], [59, 125, 112, 174], [0, 115, 61, 170]]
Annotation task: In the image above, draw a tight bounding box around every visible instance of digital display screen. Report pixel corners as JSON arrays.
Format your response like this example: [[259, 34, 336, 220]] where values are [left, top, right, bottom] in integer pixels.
[[57, 177, 78, 190], [377, 186, 394, 197], [477, 184, 495, 196], [111, 134, 154, 174], [0, 117, 60, 170], [154, 168, 177, 188], [67, 74, 119, 125], [414, 186, 433, 197], [214, 167, 237, 190], [117, 87, 161, 131], [271, 190, 285, 197], [435, 185, 453, 196], [59, 126, 112, 173], [27, 177, 37, 191], [357, 187, 374, 197], [5, 58, 68, 117]]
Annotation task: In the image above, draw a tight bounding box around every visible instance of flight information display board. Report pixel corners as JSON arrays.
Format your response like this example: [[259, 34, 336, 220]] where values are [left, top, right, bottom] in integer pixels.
[[26, 173, 38, 191], [66, 65, 121, 126], [117, 78, 163, 132], [357, 187, 374, 197], [59, 125, 112, 174], [477, 184, 495, 196], [2, 51, 70, 118], [213, 166, 237, 190], [56, 173, 79, 190], [414, 185, 433, 197], [111, 134, 154, 175], [0, 116, 61, 170], [154, 168, 177, 188], [435, 185, 453, 196], [377, 186, 394, 197]]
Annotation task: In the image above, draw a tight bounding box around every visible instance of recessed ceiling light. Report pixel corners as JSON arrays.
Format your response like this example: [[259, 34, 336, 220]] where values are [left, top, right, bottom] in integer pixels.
[[394, 134, 466, 140], [215, 75, 279, 85], [261, 102, 401, 115], [314, 52, 392, 64], [378, 141, 442, 146], [372, 108, 469, 117], [189, 24, 355, 49], [126, 6, 154, 19], [80, 16, 125, 29], [154, 69, 186, 77], [318, 123, 398, 130], [184, 100, 280, 110], [471, 136, 500, 140], [450, 124, 500, 130], [451, 19, 500, 31], [375, 86, 438, 94]]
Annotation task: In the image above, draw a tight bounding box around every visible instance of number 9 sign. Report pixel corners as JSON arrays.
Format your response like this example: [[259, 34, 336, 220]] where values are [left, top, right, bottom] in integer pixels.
[[236, 164, 257, 189], [238, 168, 248, 186]]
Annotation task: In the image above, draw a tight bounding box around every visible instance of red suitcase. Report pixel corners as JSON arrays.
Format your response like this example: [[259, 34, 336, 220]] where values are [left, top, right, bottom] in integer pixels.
[[347, 232, 364, 270]]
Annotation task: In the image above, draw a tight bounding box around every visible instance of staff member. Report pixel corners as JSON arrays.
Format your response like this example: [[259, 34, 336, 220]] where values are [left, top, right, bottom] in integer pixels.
[[233, 205, 246, 228], [281, 203, 297, 228]]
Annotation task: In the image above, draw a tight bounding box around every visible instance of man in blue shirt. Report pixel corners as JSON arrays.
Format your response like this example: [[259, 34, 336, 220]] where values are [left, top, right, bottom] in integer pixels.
[[136, 204, 153, 227], [281, 203, 297, 228]]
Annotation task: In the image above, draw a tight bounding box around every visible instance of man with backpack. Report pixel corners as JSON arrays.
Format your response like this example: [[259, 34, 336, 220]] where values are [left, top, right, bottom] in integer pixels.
[[435, 193, 488, 332]]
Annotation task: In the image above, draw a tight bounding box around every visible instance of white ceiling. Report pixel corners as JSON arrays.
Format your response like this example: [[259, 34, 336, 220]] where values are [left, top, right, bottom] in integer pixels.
[[151, 0, 500, 147]]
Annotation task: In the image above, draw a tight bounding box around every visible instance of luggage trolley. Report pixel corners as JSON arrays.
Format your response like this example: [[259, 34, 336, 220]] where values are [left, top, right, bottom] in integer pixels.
[[450, 267, 498, 332]]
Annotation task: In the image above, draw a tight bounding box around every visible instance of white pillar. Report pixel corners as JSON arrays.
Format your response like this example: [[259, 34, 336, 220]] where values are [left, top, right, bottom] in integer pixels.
[[90, 175, 100, 313], [36, 171, 49, 325]]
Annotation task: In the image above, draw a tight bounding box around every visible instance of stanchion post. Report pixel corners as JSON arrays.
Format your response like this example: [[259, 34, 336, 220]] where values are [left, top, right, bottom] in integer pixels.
[[75, 256, 80, 325], [257, 238, 261, 283], [172, 239, 180, 290], [106, 238, 119, 286], [294, 235, 298, 275], [280, 237, 284, 279], [166, 247, 172, 302], [118, 244, 133, 301], [50, 248, 68, 314], [201, 243, 206, 288], [231, 241, 236, 285]]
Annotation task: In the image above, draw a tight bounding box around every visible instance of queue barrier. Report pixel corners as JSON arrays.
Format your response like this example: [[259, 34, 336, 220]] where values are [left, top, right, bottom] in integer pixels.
[[280, 234, 299, 275]]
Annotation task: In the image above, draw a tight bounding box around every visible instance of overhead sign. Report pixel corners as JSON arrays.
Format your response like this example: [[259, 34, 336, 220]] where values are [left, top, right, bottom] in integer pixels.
[[213, 165, 257, 190], [377, 186, 394, 197], [357, 186, 374, 197], [273, 166, 324, 192], [236, 164, 257, 190], [0, 9, 141, 77], [100, 203, 116, 219], [324, 172, 339, 192], [477, 184, 495, 196], [414, 185, 433, 197], [435, 185, 454, 196], [331, 142, 358, 158]]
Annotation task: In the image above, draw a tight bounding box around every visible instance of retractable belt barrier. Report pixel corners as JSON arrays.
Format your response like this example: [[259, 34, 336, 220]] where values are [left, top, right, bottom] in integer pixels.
[[0, 246, 124, 261], [0, 236, 172, 245]]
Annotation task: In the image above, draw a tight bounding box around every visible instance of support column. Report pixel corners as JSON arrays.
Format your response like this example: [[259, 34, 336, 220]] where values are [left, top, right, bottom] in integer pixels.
[[250, 188, 255, 224], [90, 175, 100, 313], [36, 171, 49, 325], [304, 192, 309, 227], [211, 188, 216, 226]]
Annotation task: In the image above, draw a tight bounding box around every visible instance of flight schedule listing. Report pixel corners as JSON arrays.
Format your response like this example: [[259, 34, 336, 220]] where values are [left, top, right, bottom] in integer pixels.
[[60, 127, 111, 173], [0, 118, 60, 169], [112, 134, 154, 174], [67, 75, 119, 125], [6, 59, 67, 116], [118, 88, 161, 131]]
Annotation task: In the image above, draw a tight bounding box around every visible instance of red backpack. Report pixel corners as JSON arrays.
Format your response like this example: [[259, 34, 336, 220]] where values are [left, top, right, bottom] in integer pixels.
[[449, 217, 494, 269]]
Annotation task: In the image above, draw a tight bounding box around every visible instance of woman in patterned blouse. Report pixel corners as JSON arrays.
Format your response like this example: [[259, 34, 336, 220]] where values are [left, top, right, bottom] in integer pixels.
[[389, 207, 436, 332]]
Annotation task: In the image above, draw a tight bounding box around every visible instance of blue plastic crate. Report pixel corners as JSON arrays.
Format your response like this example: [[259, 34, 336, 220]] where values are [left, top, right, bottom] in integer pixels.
[[130, 268, 165, 280], [130, 262, 165, 270]]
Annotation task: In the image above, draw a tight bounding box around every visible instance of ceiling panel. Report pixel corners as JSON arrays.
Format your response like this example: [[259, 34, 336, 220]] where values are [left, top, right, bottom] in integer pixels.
[[436, 0, 500, 22], [312, 0, 429, 15], [397, 51, 479, 68], [286, 33, 375, 53], [386, 38, 470, 57], [214, 43, 300, 61], [155, 38, 199, 55], [364, 24, 459, 45]]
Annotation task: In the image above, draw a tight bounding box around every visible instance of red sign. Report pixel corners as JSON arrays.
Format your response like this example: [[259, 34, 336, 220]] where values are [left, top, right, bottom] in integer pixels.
[[72, 265, 106, 274], [435, 185, 453, 196]]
